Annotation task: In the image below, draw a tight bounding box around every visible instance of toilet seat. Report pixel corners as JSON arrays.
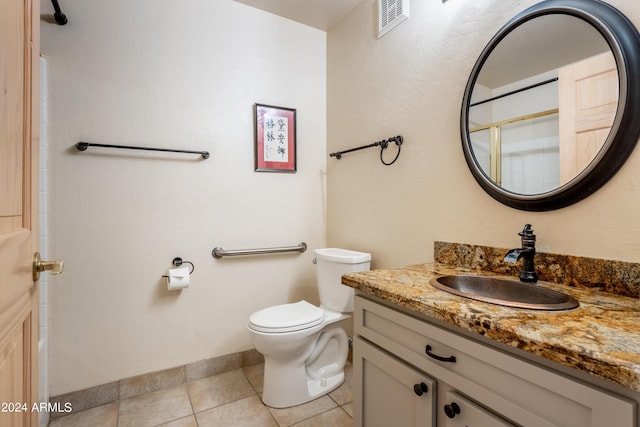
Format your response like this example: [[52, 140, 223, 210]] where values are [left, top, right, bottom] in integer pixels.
[[249, 300, 324, 333]]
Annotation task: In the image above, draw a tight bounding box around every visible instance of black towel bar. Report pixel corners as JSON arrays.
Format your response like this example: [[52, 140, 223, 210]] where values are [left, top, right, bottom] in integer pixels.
[[330, 135, 403, 165], [51, 0, 68, 25], [75, 142, 210, 159]]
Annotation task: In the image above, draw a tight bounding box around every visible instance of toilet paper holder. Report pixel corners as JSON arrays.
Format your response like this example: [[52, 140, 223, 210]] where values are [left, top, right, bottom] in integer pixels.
[[161, 257, 194, 278]]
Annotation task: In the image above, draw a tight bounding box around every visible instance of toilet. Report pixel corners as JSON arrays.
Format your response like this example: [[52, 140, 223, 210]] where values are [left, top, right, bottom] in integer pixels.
[[248, 248, 371, 408]]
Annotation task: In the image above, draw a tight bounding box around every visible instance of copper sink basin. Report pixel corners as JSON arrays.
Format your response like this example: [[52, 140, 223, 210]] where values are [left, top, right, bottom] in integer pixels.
[[430, 275, 579, 311]]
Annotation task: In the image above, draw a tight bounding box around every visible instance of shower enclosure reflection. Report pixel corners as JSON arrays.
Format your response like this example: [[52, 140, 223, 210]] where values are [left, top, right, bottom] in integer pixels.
[[467, 14, 617, 195]]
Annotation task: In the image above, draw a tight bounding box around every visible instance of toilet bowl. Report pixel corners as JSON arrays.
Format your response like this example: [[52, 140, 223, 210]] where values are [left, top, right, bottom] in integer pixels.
[[248, 248, 371, 408]]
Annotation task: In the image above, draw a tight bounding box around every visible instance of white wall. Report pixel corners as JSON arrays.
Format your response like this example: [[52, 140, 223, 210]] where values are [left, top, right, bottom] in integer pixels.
[[43, 0, 640, 396], [327, 0, 640, 268], [38, 57, 51, 427], [41, 0, 326, 395]]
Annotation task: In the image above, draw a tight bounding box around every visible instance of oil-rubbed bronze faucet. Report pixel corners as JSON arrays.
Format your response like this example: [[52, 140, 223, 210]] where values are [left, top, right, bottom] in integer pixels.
[[504, 224, 538, 283]]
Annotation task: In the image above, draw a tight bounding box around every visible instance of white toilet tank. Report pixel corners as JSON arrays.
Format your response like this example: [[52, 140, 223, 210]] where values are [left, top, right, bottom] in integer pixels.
[[314, 248, 371, 313]]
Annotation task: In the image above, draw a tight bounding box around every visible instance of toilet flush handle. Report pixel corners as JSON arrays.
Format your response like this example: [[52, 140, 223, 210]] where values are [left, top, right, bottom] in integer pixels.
[[312, 258, 317, 264]]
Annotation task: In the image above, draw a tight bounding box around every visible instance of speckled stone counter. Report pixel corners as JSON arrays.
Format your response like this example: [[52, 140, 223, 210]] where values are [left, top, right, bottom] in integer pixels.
[[435, 241, 640, 298], [342, 262, 640, 392]]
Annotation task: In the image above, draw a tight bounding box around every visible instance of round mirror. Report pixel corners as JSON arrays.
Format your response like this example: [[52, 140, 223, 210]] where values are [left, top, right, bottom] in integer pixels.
[[461, 0, 640, 211]]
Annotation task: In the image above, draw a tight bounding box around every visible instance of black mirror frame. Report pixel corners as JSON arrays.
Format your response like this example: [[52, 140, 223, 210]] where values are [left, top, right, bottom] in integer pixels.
[[460, 0, 640, 211]]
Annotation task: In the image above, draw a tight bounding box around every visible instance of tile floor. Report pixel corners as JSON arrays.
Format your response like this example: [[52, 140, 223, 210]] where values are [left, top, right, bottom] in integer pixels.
[[48, 363, 353, 427]]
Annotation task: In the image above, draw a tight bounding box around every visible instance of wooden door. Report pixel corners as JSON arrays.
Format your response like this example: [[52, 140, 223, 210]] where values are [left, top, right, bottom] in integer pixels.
[[558, 51, 618, 184], [0, 0, 40, 425]]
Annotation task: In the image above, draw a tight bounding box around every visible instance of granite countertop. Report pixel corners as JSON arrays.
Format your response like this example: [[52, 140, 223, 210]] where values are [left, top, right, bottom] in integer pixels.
[[342, 263, 640, 392]]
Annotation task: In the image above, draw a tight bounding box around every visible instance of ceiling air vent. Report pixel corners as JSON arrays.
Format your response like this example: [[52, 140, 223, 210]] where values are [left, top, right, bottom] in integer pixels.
[[378, 0, 409, 39]]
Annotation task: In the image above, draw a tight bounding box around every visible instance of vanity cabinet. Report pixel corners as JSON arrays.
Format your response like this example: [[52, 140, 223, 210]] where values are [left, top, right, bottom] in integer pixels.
[[353, 295, 636, 427]]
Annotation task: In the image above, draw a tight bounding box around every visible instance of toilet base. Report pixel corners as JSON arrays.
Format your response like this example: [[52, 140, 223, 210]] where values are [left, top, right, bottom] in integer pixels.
[[261, 366, 345, 409], [307, 371, 345, 400], [259, 326, 349, 408]]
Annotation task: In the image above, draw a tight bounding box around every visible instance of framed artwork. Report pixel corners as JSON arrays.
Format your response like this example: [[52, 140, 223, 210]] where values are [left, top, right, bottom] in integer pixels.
[[254, 103, 297, 172]]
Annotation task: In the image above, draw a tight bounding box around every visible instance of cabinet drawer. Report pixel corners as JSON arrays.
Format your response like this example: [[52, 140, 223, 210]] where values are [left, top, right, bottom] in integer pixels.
[[355, 295, 635, 427]]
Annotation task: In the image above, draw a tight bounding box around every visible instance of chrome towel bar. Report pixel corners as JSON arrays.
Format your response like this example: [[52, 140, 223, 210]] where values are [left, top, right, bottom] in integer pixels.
[[212, 242, 307, 259]]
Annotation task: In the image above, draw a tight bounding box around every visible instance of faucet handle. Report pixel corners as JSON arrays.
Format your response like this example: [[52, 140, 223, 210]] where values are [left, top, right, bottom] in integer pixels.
[[518, 224, 534, 237], [518, 224, 536, 248]]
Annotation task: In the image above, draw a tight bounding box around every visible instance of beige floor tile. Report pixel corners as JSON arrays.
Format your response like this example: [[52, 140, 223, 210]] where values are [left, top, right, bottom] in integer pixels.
[[157, 414, 198, 426], [328, 363, 352, 405], [341, 402, 354, 417], [118, 384, 193, 427], [243, 363, 264, 393], [47, 350, 353, 426], [188, 368, 256, 413], [290, 407, 352, 427], [267, 396, 337, 426], [196, 395, 278, 427], [48, 402, 118, 427]]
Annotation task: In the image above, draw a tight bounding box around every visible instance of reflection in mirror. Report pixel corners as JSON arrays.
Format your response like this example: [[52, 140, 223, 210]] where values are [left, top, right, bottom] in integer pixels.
[[461, 0, 640, 211], [468, 14, 616, 195]]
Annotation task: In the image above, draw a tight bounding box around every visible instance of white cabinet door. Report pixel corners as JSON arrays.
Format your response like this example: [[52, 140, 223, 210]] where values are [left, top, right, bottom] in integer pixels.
[[354, 337, 436, 427], [443, 391, 515, 427]]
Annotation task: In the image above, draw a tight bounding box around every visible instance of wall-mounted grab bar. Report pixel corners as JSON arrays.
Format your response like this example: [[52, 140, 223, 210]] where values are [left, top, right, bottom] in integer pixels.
[[75, 142, 210, 159], [212, 242, 307, 259]]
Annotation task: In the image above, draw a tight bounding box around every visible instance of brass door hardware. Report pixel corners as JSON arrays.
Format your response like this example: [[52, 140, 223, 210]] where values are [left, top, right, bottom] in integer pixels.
[[33, 252, 64, 281]]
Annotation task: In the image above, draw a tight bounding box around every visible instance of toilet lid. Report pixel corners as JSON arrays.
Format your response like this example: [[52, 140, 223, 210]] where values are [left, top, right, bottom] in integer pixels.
[[249, 300, 324, 333]]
